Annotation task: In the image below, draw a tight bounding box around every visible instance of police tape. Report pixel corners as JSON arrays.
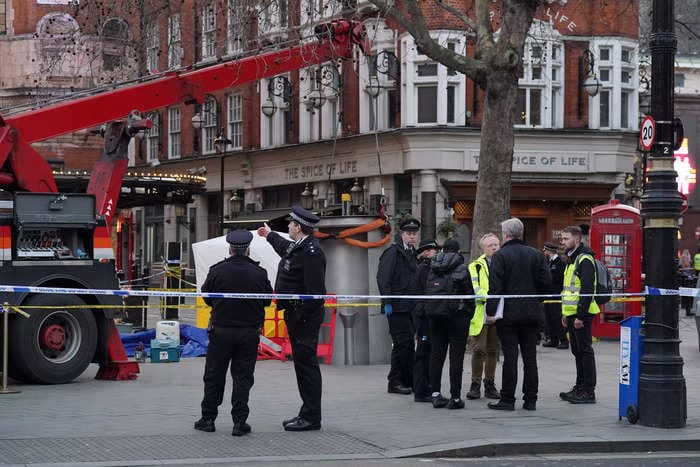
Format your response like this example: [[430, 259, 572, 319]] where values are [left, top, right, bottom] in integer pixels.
[[0, 284, 688, 302]]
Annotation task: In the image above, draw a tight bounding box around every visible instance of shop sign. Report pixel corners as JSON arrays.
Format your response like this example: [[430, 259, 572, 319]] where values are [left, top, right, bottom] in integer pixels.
[[470, 151, 589, 172]]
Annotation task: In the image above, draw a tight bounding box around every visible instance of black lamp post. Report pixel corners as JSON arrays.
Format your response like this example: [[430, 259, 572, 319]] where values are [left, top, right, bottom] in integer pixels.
[[215, 129, 233, 236], [638, 0, 687, 428]]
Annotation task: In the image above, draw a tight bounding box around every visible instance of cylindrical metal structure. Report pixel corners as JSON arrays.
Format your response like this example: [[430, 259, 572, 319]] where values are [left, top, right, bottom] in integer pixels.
[[0, 305, 20, 394], [638, 0, 687, 428], [317, 216, 379, 365], [420, 170, 437, 240]]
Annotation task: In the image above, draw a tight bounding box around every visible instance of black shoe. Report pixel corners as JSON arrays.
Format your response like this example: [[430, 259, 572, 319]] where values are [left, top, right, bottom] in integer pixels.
[[282, 416, 300, 428], [194, 418, 215, 432], [388, 384, 412, 395], [542, 340, 558, 348], [284, 417, 321, 431], [523, 400, 537, 411], [559, 386, 579, 401], [569, 389, 596, 404], [232, 422, 251, 436], [557, 342, 569, 350], [414, 395, 432, 402], [466, 381, 481, 400], [432, 394, 449, 408], [447, 398, 465, 410], [483, 380, 500, 400], [487, 400, 515, 411]]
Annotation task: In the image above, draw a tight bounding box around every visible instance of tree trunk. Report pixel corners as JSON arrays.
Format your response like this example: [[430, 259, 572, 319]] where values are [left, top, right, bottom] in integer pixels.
[[470, 73, 519, 258]]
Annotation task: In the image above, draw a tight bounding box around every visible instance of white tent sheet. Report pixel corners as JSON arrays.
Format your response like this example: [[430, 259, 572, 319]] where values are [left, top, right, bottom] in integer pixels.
[[192, 231, 289, 290]]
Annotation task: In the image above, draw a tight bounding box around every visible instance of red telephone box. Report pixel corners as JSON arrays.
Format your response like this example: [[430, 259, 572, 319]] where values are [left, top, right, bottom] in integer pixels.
[[589, 200, 642, 339]]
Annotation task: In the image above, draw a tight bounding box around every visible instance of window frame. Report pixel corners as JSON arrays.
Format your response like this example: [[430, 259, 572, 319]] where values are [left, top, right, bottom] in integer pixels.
[[146, 113, 160, 162], [168, 107, 181, 159], [227, 93, 243, 149], [201, 3, 217, 60], [202, 98, 218, 155], [145, 20, 159, 74], [167, 14, 182, 69]]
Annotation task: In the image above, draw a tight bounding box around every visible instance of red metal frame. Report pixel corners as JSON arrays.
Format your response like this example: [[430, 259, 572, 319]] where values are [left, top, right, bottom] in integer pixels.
[[590, 200, 643, 339]]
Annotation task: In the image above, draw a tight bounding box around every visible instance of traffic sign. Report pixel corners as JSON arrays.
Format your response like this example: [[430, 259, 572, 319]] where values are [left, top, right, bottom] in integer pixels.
[[640, 116, 656, 151]]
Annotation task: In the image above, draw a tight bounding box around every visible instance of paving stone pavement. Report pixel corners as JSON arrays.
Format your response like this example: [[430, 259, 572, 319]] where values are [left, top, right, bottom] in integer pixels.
[[0, 314, 699, 466]]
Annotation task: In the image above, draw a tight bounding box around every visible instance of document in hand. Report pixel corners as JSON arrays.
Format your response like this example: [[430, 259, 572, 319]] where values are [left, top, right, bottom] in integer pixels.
[[495, 298, 504, 320]]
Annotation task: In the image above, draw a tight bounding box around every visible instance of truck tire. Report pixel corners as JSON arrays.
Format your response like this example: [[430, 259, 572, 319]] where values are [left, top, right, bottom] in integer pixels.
[[9, 294, 97, 384]]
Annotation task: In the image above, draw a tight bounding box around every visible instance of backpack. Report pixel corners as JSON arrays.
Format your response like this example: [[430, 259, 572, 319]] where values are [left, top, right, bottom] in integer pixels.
[[576, 255, 612, 305], [593, 259, 613, 305], [424, 269, 455, 316]]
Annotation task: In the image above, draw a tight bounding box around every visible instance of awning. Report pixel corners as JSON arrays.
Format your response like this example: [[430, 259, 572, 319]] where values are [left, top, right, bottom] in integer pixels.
[[223, 208, 290, 231]]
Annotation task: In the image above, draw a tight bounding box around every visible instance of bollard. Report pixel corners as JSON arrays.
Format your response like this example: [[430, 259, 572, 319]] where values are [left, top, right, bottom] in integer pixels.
[[0, 303, 20, 394], [339, 308, 357, 365]]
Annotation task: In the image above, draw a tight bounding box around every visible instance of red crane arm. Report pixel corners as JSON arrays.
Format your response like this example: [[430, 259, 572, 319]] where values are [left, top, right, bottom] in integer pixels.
[[5, 21, 370, 144]]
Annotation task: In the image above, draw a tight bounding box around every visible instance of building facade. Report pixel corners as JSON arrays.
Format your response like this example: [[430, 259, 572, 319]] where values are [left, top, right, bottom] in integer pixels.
[[1, 0, 641, 276]]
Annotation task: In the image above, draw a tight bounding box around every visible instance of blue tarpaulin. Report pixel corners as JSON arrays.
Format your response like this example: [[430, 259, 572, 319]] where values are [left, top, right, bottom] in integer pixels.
[[120, 324, 209, 358]]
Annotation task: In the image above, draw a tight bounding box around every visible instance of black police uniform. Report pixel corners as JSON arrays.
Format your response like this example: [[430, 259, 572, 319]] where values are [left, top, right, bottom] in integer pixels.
[[265, 206, 326, 429], [412, 238, 439, 401], [198, 230, 272, 432], [543, 243, 567, 347], [376, 217, 420, 393]]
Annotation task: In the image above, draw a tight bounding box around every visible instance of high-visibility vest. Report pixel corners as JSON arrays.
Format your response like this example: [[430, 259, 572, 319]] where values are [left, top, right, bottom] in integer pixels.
[[694, 253, 700, 271], [562, 253, 600, 317], [468, 255, 489, 336]]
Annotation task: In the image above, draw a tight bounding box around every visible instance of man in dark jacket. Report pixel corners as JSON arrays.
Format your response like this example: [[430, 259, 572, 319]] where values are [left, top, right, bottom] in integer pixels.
[[195, 229, 273, 436], [486, 218, 550, 411], [426, 238, 472, 410], [258, 205, 327, 431], [542, 241, 568, 349], [413, 238, 440, 403], [377, 217, 421, 395]]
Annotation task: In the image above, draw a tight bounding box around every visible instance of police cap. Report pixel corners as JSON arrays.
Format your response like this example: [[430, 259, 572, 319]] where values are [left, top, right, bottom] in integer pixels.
[[543, 241, 559, 252], [399, 217, 421, 232], [287, 205, 320, 227], [416, 238, 440, 255], [226, 229, 253, 247]]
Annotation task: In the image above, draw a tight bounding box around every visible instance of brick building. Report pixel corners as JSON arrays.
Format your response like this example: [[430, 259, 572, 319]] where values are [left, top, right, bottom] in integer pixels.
[[1, 0, 640, 274]]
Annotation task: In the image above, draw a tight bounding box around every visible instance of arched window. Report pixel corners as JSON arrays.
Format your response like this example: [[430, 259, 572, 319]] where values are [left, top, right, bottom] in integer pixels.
[[101, 18, 130, 71], [36, 13, 79, 55]]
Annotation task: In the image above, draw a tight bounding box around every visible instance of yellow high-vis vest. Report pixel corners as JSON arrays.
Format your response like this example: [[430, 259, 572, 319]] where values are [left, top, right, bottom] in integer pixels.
[[468, 255, 489, 336], [562, 253, 600, 317], [694, 253, 700, 271]]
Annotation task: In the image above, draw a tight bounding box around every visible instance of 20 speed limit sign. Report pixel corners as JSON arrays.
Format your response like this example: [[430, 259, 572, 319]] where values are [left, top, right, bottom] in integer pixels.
[[640, 115, 656, 151]]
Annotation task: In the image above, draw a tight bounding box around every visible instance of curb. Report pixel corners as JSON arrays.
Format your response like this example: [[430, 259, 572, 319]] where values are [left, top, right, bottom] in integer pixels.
[[400, 439, 700, 458]]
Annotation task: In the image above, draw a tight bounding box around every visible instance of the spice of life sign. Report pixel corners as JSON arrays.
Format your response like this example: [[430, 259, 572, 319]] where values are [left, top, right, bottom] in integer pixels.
[[470, 151, 590, 172]]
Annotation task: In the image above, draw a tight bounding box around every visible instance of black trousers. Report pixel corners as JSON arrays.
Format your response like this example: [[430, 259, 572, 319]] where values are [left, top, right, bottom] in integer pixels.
[[285, 305, 325, 424], [496, 322, 539, 404], [428, 311, 468, 399], [201, 326, 259, 423], [566, 315, 596, 390], [544, 302, 567, 345], [387, 312, 414, 388], [413, 339, 431, 398]]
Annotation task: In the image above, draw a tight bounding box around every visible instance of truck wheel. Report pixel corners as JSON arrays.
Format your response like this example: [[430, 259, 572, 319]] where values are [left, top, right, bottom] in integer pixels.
[[9, 295, 97, 384]]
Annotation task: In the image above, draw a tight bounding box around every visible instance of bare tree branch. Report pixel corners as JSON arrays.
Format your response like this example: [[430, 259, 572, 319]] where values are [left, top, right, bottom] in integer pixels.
[[369, 0, 487, 83], [435, 0, 475, 31], [676, 19, 700, 40], [474, 0, 494, 51]]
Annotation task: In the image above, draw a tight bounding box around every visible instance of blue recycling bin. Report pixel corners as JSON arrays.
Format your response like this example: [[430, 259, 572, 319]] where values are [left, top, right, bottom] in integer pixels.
[[618, 316, 644, 424]]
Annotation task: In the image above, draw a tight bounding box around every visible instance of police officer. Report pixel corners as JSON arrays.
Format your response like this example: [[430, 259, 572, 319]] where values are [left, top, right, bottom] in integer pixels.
[[195, 229, 273, 436], [412, 238, 440, 403], [377, 217, 420, 395], [542, 241, 568, 349], [257, 206, 326, 431]]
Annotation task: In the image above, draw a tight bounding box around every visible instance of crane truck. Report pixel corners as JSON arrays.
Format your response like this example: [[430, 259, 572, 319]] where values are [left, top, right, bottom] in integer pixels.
[[0, 20, 369, 384]]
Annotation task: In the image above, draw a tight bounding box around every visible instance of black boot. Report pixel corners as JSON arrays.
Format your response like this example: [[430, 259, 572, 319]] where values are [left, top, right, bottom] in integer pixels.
[[484, 379, 500, 399], [466, 381, 481, 400], [194, 418, 215, 433]]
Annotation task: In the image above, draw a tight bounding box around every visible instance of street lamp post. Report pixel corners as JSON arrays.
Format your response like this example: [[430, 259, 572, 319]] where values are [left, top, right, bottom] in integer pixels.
[[638, 0, 687, 428], [214, 130, 233, 236]]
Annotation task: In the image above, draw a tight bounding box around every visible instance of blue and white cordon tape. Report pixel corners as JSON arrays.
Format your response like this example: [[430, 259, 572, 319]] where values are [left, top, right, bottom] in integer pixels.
[[0, 284, 691, 302]]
